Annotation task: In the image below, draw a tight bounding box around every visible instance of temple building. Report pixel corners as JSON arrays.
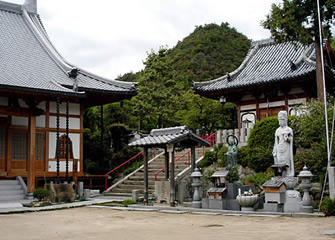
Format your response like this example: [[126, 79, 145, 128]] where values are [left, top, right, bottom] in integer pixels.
[[0, 0, 137, 195], [193, 39, 335, 128]]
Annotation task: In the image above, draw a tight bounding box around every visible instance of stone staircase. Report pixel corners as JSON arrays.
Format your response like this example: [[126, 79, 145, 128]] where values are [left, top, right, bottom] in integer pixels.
[[0, 179, 26, 202], [106, 148, 205, 197]]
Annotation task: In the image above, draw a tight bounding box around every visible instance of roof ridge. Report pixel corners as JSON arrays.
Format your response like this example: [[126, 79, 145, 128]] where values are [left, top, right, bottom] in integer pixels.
[[0, 1, 22, 14]]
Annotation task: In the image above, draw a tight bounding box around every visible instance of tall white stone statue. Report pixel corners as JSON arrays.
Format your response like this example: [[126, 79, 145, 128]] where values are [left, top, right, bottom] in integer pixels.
[[273, 111, 294, 177]]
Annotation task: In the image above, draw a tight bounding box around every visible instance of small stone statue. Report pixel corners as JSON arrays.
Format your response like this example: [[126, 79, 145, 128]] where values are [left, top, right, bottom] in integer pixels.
[[225, 138, 237, 168], [273, 111, 294, 177]]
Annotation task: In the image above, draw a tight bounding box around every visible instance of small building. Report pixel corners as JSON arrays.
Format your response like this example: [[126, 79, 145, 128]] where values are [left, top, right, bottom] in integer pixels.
[[193, 39, 335, 128], [0, 0, 137, 194]]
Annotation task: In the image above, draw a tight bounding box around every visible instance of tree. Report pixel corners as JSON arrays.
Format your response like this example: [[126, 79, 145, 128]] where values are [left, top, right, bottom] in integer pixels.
[[262, 0, 335, 101], [133, 48, 184, 130]]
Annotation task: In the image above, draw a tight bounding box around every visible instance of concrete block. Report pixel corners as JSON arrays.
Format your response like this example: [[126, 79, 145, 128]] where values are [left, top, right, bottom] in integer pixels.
[[284, 202, 302, 213], [265, 192, 285, 204], [264, 203, 284, 212], [132, 190, 139, 201], [226, 199, 240, 210], [209, 199, 226, 210], [227, 183, 239, 199], [201, 198, 209, 209]]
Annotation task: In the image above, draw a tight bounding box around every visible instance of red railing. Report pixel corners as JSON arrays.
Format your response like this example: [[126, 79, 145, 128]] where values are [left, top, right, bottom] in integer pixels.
[[154, 132, 217, 181], [104, 150, 143, 190]]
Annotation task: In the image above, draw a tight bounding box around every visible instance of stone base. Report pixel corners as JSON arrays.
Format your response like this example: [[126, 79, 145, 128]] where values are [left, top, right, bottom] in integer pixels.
[[284, 202, 302, 213], [209, 199, 226, 210], [264, 203, 284, 212], [300, 206, 314, 213], [192, 201, 201, 208], [201, 198, 209, 209], [241, 207, 255, 212], [226, 199, 239, 210]]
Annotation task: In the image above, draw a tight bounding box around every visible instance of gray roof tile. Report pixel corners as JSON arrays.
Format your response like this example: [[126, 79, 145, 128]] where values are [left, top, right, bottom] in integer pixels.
[[129, 126, 210, 147], [193, 39, 330, 93], [0, 4, 137, 97]]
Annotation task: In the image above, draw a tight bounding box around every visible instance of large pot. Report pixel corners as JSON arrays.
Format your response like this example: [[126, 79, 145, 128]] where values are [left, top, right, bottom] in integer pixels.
[[236, 194, 258, 208]]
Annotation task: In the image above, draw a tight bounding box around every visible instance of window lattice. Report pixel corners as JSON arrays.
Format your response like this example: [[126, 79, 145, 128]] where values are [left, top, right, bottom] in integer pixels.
[[0, 128, 5, 158], [56, 135, 73, 159], [35, 133, 45, 160], [12, 131, 27, 160]]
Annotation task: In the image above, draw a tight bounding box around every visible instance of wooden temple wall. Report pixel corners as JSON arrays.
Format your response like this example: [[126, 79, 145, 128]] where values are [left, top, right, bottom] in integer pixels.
[[0, 96, 83, 178]]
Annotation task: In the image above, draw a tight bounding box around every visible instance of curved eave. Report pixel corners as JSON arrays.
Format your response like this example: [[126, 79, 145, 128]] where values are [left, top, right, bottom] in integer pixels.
[[25, 12, 137, 92], [0, 84, 85, 98]]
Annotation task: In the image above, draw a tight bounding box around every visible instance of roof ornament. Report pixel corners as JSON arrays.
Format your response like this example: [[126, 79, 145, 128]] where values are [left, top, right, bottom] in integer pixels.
[[23, 0, 37, 14], [227, 72, 232, 82], [67, 68, 79, 92], [290, 61, 297, 71]]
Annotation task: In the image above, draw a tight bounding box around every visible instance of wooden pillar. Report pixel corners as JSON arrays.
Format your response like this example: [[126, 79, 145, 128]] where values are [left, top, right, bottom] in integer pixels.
[[164, 148, 169, 180], [143, 147, 149, 205], [56, 96, 60, 183], [27, 115, 36, 193], [191, 146, 196, 172], [167, 144, 175, 207], [65, 101, 69, 182]]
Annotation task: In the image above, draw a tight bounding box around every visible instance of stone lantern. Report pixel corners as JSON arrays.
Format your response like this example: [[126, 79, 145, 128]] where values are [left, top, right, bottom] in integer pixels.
[[298, 166, 314, 213], [191, 168, 202, 208]]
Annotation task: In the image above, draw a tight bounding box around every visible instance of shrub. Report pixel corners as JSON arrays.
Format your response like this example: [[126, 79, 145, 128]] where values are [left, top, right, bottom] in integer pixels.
[[247, 146, 274, 173], [237, 146, 250, 167], [198, 151, 217, 169], [217, 146, 228, 167], [320, 197, 335, 216], [240, 168, 274, 193], [33, 189, 50, 201], [121, 199, 137, 206], [248, 117, 278, 149]]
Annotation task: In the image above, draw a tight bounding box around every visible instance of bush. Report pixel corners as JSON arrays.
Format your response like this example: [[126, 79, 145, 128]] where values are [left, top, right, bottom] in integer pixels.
[[247, 147, 274, 173], [33, 189, 50, 201], [217, 146, 228, 167], [240, 168, 274, 193], [121, 199, 137, 206], [320, 197, 335, 216], [237, 146, 250, 167], [198, 151, 217, 169]]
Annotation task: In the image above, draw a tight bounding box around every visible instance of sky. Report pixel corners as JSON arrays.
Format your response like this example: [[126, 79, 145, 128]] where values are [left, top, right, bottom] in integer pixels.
[[8, 0, 280, 79]]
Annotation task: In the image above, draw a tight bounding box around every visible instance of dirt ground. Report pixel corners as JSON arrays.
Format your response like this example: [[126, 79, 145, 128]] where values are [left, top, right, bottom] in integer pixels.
[[0, 207, 334, 240]]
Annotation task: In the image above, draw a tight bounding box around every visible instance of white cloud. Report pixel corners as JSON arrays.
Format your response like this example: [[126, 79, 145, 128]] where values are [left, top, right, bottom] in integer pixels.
[[6, 0, 281, 79]]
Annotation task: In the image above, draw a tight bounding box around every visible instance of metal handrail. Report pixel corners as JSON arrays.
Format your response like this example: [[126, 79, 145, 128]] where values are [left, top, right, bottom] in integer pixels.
[[154, 132, 217, 181], [104, 150, 143, 190]]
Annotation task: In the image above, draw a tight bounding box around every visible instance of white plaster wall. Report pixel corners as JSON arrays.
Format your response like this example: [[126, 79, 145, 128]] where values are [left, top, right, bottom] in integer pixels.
[[288, 98, 306, 105], [37, 101, 46, 111], [49, 102, 80, 115], [49, 132, 80, 159], [241, 111, 256, 123], [12, 116, 28, 126], [48, 161, 80, 172], [18, 99, 29, 108], [259, 100, 285, 109], [0, 97, 8, 106], [289, 87, 304, 95], [49, 116, 80, 130], [36, 115, 46, 128], [240, 104, 256, 111]]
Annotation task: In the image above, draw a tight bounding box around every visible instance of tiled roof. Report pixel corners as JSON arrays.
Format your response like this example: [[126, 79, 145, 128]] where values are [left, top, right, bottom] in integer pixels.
[[0, 2, 137, 98], [129, 126, 210, 147], [193, 39, 328, 93]]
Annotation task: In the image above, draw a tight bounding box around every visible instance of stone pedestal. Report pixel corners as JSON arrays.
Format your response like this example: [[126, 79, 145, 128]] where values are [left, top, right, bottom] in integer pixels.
[[264, 203, 284, 212], [209, 199, 226, 210], [284, 190, 302, 213], [132, 190, 139, 202], [155, 180, 170, 204], [202, 198, 209, 209]]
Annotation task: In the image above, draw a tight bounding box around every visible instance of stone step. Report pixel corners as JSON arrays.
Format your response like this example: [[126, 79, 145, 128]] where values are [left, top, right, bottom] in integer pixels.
[[0, 194, 25, 201], [0, 185, 22, 190], [111, 188, 154, 194], [0, 189, 24, 196], [0, 180, 19, 185]]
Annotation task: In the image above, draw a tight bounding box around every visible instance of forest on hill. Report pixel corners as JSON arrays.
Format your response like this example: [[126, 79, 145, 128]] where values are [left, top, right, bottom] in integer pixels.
[[84, 22, 251, 174]]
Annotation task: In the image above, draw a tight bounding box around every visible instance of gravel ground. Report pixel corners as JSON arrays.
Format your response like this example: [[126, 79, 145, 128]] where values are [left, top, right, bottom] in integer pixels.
[[0, 207, 334, 240]]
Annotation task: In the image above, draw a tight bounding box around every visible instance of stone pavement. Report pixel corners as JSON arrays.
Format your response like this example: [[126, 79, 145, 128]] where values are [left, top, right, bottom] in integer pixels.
[[0, 195, 326, 218]]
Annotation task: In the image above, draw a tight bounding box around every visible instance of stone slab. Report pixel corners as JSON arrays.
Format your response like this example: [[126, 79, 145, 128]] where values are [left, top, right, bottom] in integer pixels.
[[284, 202, 302, 213], [155, 181, 170, 204], [209, 199, 226, 210], [264, 203, 284, 212], [226, 199, 240, 210]]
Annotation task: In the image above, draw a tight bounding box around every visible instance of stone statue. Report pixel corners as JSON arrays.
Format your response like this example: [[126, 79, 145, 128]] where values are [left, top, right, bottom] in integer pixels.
[[225, 138, 237, 168], [273, 111, 294, 177]]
